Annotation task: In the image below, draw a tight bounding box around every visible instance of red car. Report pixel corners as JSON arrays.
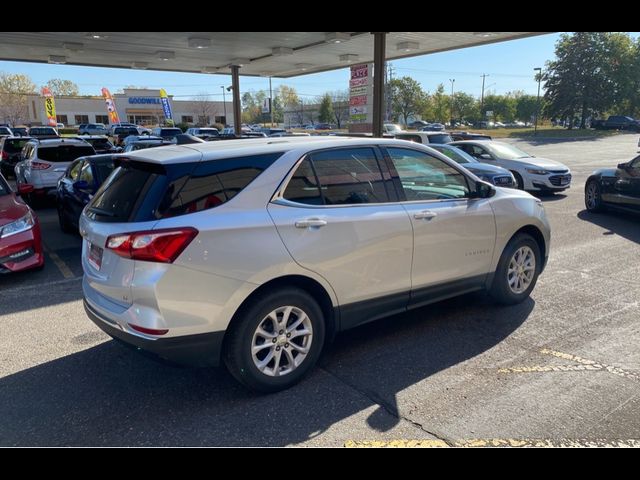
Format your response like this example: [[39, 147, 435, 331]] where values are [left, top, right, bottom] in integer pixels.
[[0, 175, 44, 273]]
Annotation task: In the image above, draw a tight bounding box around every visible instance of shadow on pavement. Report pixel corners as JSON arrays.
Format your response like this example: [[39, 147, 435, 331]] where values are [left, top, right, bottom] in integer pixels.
[[577, 209, 640, 245], [533, 192, 568, 202], [0, 291, 533, 446]]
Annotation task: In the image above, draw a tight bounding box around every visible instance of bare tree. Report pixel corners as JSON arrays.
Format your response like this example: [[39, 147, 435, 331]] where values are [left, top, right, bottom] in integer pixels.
[[330, 90, 349, 128], [189, 92, 219, 126], [45, 78, 79, 96], [0, 73, 36, 125]]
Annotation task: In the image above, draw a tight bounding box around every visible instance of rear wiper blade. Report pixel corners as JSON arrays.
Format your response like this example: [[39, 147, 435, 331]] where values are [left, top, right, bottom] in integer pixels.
[[87, 206, 116, 217]]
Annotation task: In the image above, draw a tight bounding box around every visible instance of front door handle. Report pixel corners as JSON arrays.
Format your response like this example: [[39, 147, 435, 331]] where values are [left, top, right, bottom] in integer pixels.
[[295, 218, 327, 228], [414, 210, 437, 220]]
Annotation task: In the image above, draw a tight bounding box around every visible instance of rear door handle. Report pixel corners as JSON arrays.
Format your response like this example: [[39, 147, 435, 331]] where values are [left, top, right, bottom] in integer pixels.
[[414, 210, 437, 220], [295, 218, 327, 228]]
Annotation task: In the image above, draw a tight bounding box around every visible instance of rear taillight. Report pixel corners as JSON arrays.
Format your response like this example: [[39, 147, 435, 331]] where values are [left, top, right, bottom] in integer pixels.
[[106, 227, 198, 263], [1, 151, 8, 160], [128, 324, 169, 336], [31, 161, 51, 170]]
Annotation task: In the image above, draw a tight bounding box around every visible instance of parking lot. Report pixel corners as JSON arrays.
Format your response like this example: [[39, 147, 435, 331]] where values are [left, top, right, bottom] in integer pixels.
[[1, 133, 639, 446]]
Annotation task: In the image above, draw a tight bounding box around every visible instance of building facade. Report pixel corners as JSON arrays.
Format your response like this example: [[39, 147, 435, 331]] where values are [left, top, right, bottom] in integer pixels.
[[18, 89, 233, 127]]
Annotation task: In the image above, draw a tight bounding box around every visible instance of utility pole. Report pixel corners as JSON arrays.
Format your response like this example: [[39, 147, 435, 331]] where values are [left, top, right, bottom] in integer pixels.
[[449, 78, 455, 125], [534, 67, 542, 135], [480, 74, 488, 124], [269, 76, 274, 127]]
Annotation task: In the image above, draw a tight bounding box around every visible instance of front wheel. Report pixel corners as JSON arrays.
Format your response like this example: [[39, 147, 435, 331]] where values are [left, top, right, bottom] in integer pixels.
[[511, 171, 525, 190], [223, 288, 325, 393], [489, 233, 541, 305], [585, 180, 604, 212]]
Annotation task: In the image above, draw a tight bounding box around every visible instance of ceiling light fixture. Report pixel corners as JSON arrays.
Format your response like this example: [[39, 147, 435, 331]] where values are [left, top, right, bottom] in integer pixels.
[[339, 54, 359, 62], [62, 42, 84, 52], [473, 32, 498, 37], [200, 66, 219, 73], [188, 37, 211, 49], [132, 61, 148, 70], [325, 32, 350, 44], [271, 47, 294, 56], [396, 41, 419, 52], [295, 63, 313, 71], [156, 51, 175, 61], [86, 33, 108, 40], [48, 55, 67, 64]]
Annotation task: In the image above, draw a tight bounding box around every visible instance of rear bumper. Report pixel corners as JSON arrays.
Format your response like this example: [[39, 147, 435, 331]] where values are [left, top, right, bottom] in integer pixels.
[[84, 298, 225, 367]]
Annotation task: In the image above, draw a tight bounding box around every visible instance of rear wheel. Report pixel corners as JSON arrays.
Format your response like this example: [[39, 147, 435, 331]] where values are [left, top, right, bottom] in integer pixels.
[[224, 288, 325, 393], [585, 180, 604, 212], [57, 203, 74, 233], [489, 233, 541, 305]]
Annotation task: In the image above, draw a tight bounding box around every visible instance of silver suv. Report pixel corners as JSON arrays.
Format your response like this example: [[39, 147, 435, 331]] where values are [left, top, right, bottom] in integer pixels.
[[81, 137, 550, 392], [15, 138, 95, 197]]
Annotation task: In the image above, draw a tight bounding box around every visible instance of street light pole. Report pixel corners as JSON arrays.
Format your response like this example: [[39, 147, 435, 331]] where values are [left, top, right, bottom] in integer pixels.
[[449, 78, 455, 125], [480, 74, 488, 124], [220, 85, 227, 126], [534, 67, 542, 135]]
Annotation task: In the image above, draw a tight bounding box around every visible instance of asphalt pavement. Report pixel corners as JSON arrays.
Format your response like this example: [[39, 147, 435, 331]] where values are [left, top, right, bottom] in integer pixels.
[[1, 132, 639, 446]]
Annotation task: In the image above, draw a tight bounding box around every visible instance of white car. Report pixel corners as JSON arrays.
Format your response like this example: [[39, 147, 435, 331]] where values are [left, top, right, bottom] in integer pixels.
[[450, 140, 572, 192]]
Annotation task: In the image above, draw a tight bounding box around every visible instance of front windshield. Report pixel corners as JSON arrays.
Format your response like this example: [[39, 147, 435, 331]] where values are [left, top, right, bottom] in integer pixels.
[[487, 143, 531, 160], [385, 124, 403, 132], [432, 145, 477, 164]]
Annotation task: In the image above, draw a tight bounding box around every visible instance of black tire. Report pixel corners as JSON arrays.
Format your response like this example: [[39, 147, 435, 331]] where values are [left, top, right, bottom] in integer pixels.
[[511, 171, 525, 190], [489, 233, 541, 305], [223, 287, 325, 393], [57, 203, 74, 233], [585, 180, 604, 212]]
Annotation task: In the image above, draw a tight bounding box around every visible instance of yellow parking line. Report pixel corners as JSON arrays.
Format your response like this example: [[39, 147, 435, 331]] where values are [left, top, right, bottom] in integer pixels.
[[498, 349, 640, 383], [344, 439, 640, 448], [42, 244, 75, 279]]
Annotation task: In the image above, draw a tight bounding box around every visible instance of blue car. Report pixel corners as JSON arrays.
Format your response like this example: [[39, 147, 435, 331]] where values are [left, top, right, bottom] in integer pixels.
[[56, 154, 117, 232], [429, 144, 516, 188]]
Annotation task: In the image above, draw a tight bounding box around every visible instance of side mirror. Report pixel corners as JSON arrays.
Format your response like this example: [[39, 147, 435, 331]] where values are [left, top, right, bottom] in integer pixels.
[[479, 153, 493, 160], [473, 180, 495, 199], [73, 180, 90, 191], [617, 162, 629, 169], [17, 184, 34, 196]]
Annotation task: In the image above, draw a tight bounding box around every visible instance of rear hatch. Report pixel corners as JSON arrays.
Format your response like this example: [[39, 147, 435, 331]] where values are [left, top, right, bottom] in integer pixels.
[[80, 153, 200, 307], [34, 144, 96, 186]]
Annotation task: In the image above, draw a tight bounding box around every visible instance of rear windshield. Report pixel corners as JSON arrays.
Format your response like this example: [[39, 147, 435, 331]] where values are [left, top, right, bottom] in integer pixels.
[[29, 128, 57, 135], [159, 128, 182, 136], [86, 152, 284, 223], [114, 127, 138, 135], [426, 134, 453, 144], [87, 138, 111, 147], [38, 145, 96, 162], [3, 138, 31, 153], [92, 157, 117, 184]]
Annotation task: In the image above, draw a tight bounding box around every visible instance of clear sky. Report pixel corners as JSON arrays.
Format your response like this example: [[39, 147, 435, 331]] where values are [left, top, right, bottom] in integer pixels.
[[0, 33, 636, 101]]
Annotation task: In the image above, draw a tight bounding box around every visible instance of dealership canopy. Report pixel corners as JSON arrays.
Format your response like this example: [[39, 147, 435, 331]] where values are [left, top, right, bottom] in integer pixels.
[[0, 32, 546, 77]]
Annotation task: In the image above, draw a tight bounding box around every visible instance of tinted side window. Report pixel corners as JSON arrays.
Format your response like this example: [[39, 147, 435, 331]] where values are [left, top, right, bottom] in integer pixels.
[[282, 157, 322, 205], [386, 147, 470, 201], [310, 148, 388, 205], [159, 152, 284, 218], [79, 162, 94, 183]]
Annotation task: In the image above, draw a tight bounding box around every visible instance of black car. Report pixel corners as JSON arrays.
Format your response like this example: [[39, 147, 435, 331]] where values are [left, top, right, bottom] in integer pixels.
[[585, 155, 640, 214], [0, 136, 33, 178], [56, 154, 117, 232], [429, 144, 516, 188], [80, 135, 121, 154]]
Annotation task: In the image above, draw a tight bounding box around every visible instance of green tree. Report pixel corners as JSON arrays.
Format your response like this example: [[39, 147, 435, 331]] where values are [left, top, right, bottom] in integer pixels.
[[428, 84, 449, 123], [452, 92, 479, 122], [389, 77, 427, 126], [0, 73, 36, 125], [318, 94, 334, 123], [514, 94, 539, 123], [45, 78, 79, 96], [543, 32, 635, 128]]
